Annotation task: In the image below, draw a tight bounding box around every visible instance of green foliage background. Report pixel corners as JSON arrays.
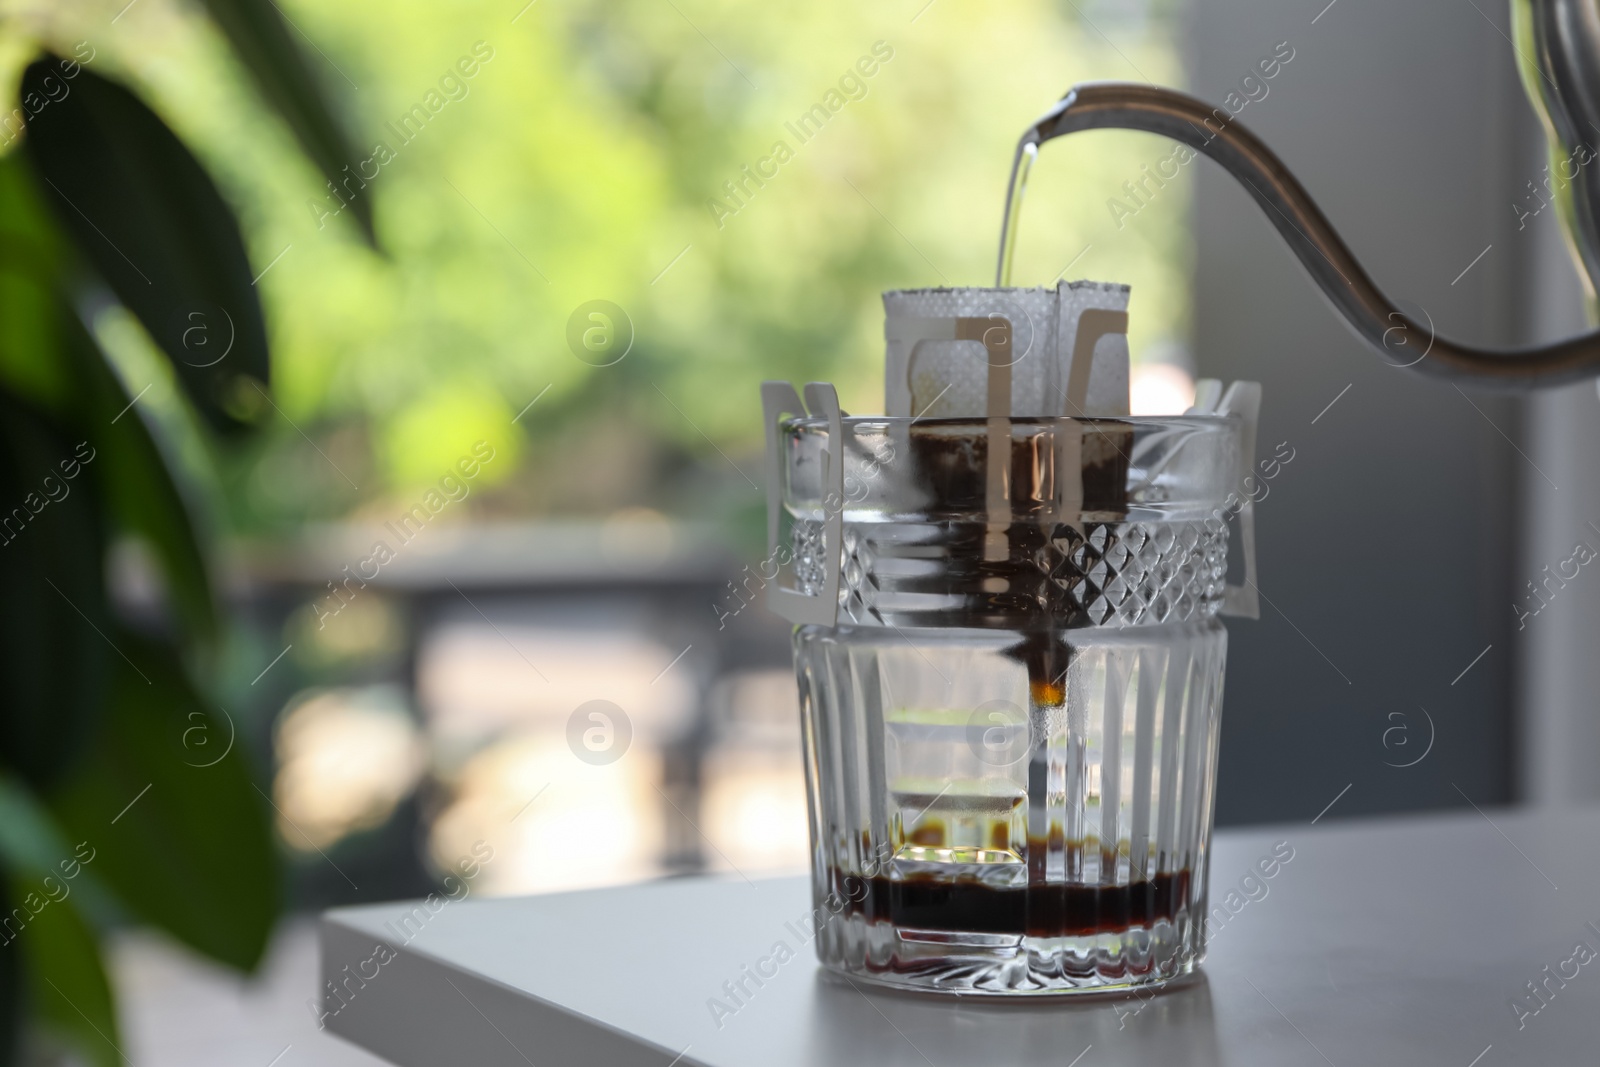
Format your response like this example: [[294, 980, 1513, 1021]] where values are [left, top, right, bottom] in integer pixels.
[[4, 0, 1192, 537]]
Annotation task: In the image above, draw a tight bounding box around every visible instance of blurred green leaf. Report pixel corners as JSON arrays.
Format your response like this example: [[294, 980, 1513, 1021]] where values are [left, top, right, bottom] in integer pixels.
[[0, 864, 17, 1067], [66, 311, 219, 646], [0, 780, 76, 878], [0, 144, 218, 647], [195, 0, 377, 246], [0, 785, 116, 1067], [47, 631, 278, 972], [0, 388, 109, 791], [0, 777, 118, 936], [17, 885, 119, 1067], [20, 56, 268, 434], [0, 157, 69, 415]]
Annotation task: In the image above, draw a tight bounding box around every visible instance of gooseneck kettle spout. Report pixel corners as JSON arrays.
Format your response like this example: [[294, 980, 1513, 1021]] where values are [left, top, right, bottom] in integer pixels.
[[998, 81, 1600, 391]]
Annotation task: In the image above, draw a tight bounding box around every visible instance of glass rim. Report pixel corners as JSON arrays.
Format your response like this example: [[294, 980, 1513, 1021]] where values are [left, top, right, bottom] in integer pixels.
[[780, 412, 1239, 432]]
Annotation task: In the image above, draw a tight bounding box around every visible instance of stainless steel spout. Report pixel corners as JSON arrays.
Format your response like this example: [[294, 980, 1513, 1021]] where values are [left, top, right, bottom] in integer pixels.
[[1002, 76, 1600, 390]]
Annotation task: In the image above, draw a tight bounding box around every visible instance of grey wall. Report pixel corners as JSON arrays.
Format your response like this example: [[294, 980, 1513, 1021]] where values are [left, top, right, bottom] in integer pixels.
[[1518, 198, 1600, 805], [1189, 0, 1531, 824]]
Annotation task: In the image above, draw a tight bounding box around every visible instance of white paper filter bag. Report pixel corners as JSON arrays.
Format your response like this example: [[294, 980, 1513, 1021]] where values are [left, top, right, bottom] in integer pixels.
[[882, 281, 1130, 418]]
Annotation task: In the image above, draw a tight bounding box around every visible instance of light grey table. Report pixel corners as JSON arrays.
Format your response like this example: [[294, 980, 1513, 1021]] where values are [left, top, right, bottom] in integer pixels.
[[321, 806, 1599, 1065]]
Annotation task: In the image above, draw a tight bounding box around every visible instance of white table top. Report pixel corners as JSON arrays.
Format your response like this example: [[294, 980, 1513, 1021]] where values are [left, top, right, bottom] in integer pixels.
[[321, 805, 1599, 1066]]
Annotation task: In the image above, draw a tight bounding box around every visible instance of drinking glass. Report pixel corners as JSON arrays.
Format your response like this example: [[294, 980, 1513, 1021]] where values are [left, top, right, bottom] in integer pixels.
[[768, 399, 1250, 995]]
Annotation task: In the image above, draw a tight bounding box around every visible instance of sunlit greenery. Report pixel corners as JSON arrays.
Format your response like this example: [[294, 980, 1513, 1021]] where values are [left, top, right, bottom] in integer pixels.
[[4, 0, 1191, 537]]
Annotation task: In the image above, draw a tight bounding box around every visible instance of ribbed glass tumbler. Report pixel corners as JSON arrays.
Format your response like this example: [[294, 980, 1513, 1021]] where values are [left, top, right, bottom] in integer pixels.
[[778, 411, 1249, 995]]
